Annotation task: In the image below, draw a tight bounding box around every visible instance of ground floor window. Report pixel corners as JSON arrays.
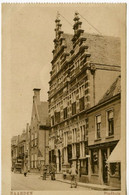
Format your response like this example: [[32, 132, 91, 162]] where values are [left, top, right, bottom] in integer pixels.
[[80, 159, 88, 175], [91, 149, 99, 174], [67, 145, 72, 163], [110, 162, 121, 179]]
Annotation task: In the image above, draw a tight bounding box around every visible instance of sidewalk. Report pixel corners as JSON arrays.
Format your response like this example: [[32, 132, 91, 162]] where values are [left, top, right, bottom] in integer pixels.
[[56, 178, 121, 191]]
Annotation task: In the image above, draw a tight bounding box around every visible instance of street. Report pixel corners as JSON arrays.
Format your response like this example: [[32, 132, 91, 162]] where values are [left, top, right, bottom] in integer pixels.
[[11, 172, 91, 191]]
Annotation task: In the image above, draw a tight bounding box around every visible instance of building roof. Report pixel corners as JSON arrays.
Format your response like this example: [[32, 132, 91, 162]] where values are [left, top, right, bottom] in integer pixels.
[[37, 101, 48, 126], [98, 75, 121, 104], [83, 33, 121, 66], [62, 32, 121, 66], [63, 33, 73, 53]]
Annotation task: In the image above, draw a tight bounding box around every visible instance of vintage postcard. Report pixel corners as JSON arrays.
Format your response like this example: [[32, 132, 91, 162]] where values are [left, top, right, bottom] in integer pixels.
[[2, 3, 126, 195]]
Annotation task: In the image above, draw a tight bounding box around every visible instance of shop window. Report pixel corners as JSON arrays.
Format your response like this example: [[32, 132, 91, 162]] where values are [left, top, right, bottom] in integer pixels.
[[110, 163, 121, 178], [96, 115, 101, 139], [91, 149, 99, 174], [79, 97, 85, 111], [107, 110, 114, 136], [80, 158, 88, 175], [67, 145, 72, 162], [76, 143, 80, 158], [72, 102, 76, 115], [63, 107, 68, 119]]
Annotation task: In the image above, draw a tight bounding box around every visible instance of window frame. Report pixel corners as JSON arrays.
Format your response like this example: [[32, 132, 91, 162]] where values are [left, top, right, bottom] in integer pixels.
[[95, 114, 101, 139], [79, 96, 85, 111], [91, 149, 99, 174], [72, 102, 76, 115], [106, 108, 114, 137]]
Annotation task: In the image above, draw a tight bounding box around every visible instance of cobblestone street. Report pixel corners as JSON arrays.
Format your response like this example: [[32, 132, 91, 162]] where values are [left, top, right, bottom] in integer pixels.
[[11, 172, 91, 191]]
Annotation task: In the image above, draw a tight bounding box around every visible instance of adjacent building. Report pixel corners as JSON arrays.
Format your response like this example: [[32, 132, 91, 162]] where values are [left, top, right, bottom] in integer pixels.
[[48, 11, 121, 183], [87, 76, 121, 188], [30, 88, 50, 172]]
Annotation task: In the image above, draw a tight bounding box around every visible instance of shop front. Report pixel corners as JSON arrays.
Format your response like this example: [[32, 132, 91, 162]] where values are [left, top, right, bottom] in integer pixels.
[[88, 141, 120, 186]]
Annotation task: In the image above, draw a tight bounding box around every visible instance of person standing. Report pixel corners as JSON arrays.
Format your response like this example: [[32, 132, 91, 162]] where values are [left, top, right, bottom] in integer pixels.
[[24, 163, 27, 177], [69, 164, 78, 188], [42, 165, 47, 180]]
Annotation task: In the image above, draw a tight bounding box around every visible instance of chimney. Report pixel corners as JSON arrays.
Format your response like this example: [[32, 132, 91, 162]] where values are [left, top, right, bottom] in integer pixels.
[[33, 88, 41, 105]]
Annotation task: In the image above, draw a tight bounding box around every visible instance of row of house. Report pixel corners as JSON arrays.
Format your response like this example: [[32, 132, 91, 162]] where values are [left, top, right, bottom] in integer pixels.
[[11, 12, 121, 189], [11, 89, 50, 173]]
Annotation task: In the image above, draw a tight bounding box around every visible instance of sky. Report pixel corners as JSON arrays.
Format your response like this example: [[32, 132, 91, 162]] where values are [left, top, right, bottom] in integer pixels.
[[2, 4, 125, 136]]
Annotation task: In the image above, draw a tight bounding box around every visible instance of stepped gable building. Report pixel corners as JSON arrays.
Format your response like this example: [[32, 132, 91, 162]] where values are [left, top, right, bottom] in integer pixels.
[[48, 12, 121, 176], [30, 88, 50, 172], [87, 75, 121, 188]]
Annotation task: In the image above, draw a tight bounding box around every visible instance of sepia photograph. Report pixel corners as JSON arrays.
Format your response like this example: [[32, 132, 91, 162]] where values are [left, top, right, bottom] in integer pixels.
[[2, 3, 126, 195]]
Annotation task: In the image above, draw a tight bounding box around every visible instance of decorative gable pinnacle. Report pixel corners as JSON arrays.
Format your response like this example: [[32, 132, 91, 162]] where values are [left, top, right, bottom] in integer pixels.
[[72, 12, 85, 46], [53, 12, 64, 49]]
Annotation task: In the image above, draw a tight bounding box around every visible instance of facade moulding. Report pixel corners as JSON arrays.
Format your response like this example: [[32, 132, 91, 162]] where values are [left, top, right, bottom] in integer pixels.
[[91, 63, 121, 72], [51, 45, 67, 64], [51, 109, 87, 128], [88, 140, 119, 149], [48, 82, 68, 100], [49, 60, 69, 83]]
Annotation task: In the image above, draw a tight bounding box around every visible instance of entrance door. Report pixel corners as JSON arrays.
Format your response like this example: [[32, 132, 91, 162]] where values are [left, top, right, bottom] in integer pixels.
[[102, 149, 108, 184], [58, 150, 61, 172]]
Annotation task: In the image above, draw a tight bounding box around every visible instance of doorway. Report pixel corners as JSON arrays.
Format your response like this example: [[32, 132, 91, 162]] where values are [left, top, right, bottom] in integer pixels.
[[102, 149, 108, 184], [58, 150, 61, 172]]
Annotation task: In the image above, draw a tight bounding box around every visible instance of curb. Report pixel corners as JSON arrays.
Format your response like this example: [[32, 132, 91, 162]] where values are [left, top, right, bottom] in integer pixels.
[[56, 179, 120, 191]]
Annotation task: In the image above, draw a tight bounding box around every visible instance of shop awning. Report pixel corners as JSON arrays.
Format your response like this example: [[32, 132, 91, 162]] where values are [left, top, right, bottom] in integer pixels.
[[107, 140, 121, 163]]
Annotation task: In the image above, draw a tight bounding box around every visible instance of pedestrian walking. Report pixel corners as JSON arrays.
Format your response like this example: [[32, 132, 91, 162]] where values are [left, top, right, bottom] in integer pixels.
[[24, 164, 27, 177], [42, 165, 47, 180], [50, 163, 56, 180], [69, 164, 78, 188]]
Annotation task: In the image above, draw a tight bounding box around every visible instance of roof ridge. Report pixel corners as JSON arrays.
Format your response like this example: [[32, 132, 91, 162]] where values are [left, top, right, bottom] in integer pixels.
[[98, 75, 121, 104]]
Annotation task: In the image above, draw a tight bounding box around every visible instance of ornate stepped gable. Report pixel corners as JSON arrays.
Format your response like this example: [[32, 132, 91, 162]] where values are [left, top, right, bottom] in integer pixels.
[[51, 12, 120, 77], [52, 13, 72, 64]]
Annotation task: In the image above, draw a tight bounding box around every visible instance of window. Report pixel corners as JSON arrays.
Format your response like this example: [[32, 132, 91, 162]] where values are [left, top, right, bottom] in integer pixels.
[[67, 145, 72, 162], [76, 143, 80, 158], [80, 158, 88, 175], [107, 110, 114, 136], [55, 112, 60, 123], [63, 107, 68, 119], [85, 118, 88, 136], [79, 97, 85, 111], [91, 149, 99, 174], [80, 125, 85, 141], [64, 132, 68, 147], [80, 142, 85, 157], [110, 163, 121, 179], [31, 161, 33, 168], [72, 102, 76, 115], [51, 116, 54, 126], [72, 128, 77, 143], [96, 115, 101, 139], [31, 155, 34, 168]]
